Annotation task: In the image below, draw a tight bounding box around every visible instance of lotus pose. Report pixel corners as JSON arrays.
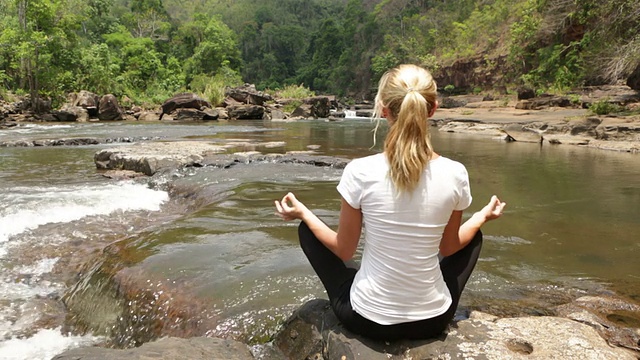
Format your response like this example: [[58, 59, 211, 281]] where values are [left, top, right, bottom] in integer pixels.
[[275, 64, 506, 341]]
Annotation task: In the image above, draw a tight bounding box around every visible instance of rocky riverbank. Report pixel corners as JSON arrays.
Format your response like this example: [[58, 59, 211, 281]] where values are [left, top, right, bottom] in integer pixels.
[[53, 294, 640, 359]]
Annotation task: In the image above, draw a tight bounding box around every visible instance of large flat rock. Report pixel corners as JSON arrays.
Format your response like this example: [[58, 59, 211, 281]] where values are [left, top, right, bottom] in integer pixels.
[[275, 299, 638, 360], [52, 337, 255, 360], [94, 141, 227, 175]]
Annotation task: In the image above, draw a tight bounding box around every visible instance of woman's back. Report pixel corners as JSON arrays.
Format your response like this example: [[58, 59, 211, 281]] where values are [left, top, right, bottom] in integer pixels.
[[338, 153, 472, 324]]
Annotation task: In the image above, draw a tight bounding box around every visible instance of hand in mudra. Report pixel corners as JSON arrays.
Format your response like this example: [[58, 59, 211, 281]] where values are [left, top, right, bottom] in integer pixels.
[[480, 195, 506, 221], [274, 192, 310, 221]]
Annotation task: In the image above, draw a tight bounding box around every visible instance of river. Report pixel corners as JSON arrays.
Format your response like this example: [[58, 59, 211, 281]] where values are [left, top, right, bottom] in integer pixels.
[[0, 120, 639, 359]]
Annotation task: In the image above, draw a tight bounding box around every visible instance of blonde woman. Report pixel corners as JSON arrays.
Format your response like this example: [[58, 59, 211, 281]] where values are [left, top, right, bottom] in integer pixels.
[[275, 64, 506, 341]]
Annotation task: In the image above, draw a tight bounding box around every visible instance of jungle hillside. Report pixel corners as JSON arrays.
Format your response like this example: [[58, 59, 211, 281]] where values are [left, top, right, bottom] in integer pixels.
[[1, 0, 639, 107]]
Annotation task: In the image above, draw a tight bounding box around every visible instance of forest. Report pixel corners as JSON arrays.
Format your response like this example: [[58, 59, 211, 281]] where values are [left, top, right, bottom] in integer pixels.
[[0, 0, 639, 108]]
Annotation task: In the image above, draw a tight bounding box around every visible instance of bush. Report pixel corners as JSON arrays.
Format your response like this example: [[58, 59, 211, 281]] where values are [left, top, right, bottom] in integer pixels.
[[275, 84, 315, 99], [283, 100, 302, 113], [589, 100, 622, 115]]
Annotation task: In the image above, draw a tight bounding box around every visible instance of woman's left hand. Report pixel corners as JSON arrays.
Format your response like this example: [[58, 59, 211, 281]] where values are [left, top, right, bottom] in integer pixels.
[[274, 192, 310, 221]]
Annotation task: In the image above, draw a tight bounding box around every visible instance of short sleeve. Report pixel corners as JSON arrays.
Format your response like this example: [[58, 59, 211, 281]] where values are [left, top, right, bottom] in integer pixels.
[[337, 160, 363, 209], [454, 166, 473, 211]]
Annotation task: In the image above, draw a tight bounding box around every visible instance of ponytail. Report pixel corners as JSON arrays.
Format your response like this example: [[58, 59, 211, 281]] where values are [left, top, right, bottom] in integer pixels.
[[373, 65, 437, 193]]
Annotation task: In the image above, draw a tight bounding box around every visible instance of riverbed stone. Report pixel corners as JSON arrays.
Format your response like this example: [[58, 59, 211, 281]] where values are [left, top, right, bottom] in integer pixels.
[[51, 337, 255, 360], [275, 299, 637, 360], [94, 141, 227, 175]]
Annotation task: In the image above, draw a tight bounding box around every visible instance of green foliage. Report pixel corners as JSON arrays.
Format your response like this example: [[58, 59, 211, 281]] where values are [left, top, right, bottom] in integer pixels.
[[283, 100, 302, 114], [191, 64, 243, 106], [1, 0, 637, 109], [274, 84, 315, 99], [588, 100, 622, 115], [444, 84, 455, 94]]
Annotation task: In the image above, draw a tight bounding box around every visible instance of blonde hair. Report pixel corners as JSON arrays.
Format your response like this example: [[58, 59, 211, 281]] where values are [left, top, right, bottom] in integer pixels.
[[373, 64, 438, 193]]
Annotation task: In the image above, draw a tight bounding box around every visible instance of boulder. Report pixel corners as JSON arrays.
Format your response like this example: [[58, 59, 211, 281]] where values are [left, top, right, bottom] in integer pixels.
[[516, 95, 572, 110], [68, 90, 100, 116], [627, 64, 640, 91], [303, 96, 332, 118], [226, 83, 273, 106], [439, 96, 467, 109], [53, 105, 89, 122], [98, 94, 124, 120], [517, 87, 536, 100], [137, 111, 160, 122], [291, 104, 313, 118], [275, 299, 637, 360], [175, 108, 206, 121], [227, 105, 265, 120], [52, 337, 254, 360], [161, 93, 211, 116]]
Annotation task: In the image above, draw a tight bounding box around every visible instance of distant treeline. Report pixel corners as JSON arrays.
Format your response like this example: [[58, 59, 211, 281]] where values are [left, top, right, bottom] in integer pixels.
[[0, 0, 638, 107]]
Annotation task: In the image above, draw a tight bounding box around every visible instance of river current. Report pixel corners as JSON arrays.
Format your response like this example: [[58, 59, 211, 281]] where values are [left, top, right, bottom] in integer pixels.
[[0, 120, 639, 359]]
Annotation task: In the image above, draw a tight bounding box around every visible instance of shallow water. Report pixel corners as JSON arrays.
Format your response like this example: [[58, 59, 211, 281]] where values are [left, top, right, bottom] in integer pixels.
[[1, 120, 639, 358]]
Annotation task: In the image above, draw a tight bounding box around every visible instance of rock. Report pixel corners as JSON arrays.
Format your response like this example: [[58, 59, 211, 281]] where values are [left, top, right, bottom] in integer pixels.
[[554, 295, 640, 353], [518, 87, 536, 100], [175, 108, 207, 121], [502, 124, 544, 143], [52, 337, 255, 360], [202, 107, 219, 120], [217, 108, 229, 120], [516, 95, 573, 110], [225, 83, 273, 106], [161, 93, 211, 116], [138, 111, 160, 122], [68, 90, 100, 117], [303, 96, 332, 118], [102, 170, 147, 180], [53, 105, 89, 122], [227, 105, 265, 120], [627, 64, 640, 91], [291, 104, 313, 118], [275, 299, 637, 360], [98, 94, 124, 120], [439, 97, 467, 109], [94, 141, 227, 175], [270, 108, 286, 120]]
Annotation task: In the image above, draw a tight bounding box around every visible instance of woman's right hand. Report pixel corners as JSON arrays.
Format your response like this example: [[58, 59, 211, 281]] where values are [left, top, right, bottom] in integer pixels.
[[479, 195, 506, 221], [274, 192, 310, 221]]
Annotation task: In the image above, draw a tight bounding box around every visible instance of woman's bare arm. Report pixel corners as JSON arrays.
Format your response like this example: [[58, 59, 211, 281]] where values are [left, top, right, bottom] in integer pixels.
[[440, 195, 506, 257], [275, 193, 363, 260]]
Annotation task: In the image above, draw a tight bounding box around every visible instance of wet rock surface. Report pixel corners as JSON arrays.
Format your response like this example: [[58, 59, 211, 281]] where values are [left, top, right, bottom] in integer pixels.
[[0, 136, 161, 147], [274, 299, 639, 360], [52, 337, 255, 360], [94, 141, 350, 176]]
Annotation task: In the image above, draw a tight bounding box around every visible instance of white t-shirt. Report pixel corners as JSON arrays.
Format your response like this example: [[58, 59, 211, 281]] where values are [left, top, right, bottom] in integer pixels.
[[336, 153, 472, 325]]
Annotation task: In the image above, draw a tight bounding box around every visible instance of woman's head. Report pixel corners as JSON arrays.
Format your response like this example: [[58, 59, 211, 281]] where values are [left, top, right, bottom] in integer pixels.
[[373, 64, 438, 193]]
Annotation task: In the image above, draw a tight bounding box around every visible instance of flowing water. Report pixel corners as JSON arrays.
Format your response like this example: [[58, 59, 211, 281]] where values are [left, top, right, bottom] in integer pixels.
[[0, 120, 639, 359]]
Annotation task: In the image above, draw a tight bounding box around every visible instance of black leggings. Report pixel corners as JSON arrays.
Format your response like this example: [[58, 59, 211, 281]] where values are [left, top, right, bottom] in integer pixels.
[[298, 221, 483, 341]]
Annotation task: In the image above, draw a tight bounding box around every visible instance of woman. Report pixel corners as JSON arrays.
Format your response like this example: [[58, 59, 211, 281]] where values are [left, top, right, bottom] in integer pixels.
[[274, 64, 506, 341]]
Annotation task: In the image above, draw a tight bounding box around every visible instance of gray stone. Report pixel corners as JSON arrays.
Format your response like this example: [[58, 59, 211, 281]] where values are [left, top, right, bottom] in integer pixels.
[[98, 94, 124, 120], [291, 104, 313, 118], [68, 90, 100, 117], [161, 93, 211, 115], [227, 105, 265, 120], [52, 337, 254, 360], [226, 83, 273, 106], [627, 64, 640, 91], [138, 111, 160, 122], [53, 105, 89, 122], [94, 141, 227, 175], [275, 299, 637, 360]]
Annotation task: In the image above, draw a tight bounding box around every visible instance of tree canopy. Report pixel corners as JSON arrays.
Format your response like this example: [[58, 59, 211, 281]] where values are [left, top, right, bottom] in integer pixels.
[[0, 0, 638, 107]]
